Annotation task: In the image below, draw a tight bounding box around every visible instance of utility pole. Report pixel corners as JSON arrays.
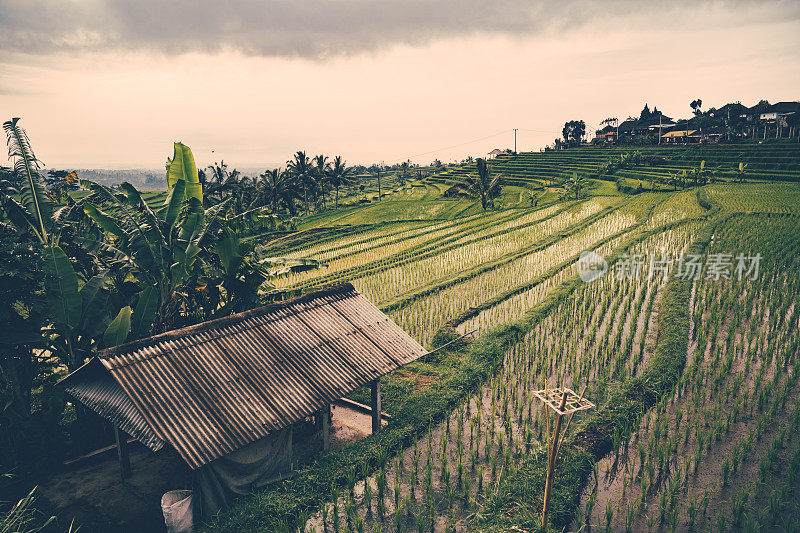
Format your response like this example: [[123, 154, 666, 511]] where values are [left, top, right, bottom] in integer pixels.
[[658, 113, 662, 145], [727, 108, 731, 142], [513, 128, 518, 153]]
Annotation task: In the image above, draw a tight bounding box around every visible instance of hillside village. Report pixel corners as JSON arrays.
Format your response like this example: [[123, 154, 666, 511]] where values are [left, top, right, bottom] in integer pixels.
[[592, 100, 800, 145]]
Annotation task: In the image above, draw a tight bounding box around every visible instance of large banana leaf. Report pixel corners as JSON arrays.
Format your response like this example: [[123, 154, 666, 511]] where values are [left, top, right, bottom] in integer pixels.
[[81, 179, 165, 277], [43, 245, 82, 332], [0, 194, 41, 237], [160, 178, 186, 229], [104, 306, 132, 347], [3, 118, 52, 243], [130, 286, 158, 338], [79, 274, 114, 338], [215, 230, 243, 276], [74, 236, 135, 270], [165, 142, 203, 207], [83, 203, 124, 238], [182, 199, 230, 265]]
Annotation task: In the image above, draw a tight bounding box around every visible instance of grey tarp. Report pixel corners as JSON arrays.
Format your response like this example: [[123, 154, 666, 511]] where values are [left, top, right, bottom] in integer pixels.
[[193, 427, 293, 519]]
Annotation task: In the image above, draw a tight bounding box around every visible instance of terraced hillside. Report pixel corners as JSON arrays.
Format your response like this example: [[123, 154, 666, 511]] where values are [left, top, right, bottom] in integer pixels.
[[202, 146, 800, 533], [424, 144, 800, 198]]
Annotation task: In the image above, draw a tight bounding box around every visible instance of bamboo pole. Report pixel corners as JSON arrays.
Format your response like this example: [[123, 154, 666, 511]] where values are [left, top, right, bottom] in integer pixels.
[[541, 389, 568, 532]]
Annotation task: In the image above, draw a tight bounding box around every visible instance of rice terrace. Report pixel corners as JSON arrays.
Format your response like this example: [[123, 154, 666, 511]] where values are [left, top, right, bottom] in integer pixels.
[[2, 2, 800, 533]]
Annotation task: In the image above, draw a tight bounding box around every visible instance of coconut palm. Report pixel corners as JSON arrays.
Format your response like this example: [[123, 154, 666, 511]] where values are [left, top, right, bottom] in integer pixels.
[[203, 161, 240, 206], [287, 151, 313, 215], [329, 156, 353, 208], [255, 168, 297, 216], [399, 161, 410, 187], [313, 154, 330, 210], [452, 158, 502, 210]]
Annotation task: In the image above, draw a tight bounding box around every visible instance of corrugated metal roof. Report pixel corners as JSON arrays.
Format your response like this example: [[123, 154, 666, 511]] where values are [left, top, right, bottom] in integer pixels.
[[60, 358, 166, 452], [62, 283, 427, 470]]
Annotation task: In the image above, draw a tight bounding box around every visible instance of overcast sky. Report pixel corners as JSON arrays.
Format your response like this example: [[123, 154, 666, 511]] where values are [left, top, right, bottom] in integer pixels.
[[1, 0, 799, 170]]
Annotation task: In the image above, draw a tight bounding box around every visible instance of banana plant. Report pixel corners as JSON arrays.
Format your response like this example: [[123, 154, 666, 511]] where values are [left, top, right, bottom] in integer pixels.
[[79, 142, 225, 335], [737, 162, 748, 184], [564, 172, 588, 200], [1, 118, 128, 369], [81, 142, 318, 334]]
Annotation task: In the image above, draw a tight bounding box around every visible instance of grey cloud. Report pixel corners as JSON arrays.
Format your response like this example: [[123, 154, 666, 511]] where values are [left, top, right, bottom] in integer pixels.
[[0, 0, 793, 58]]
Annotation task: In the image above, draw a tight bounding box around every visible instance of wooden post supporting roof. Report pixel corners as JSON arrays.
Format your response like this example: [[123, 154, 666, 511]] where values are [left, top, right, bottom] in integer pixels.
[[370, 380, 381, 434], [114, 425, 131, 481], [321, 405, 330, 452]]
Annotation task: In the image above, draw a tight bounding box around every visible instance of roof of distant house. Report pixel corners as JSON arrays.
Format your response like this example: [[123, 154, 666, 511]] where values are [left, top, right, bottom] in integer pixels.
[[767, 101, 800, 114], [661, 130, 698, 138]]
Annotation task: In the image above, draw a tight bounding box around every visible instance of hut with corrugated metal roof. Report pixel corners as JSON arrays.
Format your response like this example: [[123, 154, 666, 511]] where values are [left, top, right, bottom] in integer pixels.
[[59, 283, 427, 521]]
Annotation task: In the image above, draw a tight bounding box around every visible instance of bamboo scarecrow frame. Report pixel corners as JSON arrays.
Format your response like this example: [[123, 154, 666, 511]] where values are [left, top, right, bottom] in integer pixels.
[[534, 381, 594, 532]]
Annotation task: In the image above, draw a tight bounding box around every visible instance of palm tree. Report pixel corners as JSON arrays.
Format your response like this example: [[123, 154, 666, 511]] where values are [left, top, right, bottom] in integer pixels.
[[328, 156, 352, 208], [203, 161, 258, 214], [313, 154, 330, 210], [204, 161, 239, 206], [453, 158, 501, 210], [287, 151, 313, 215], [255, 168, 297, 216], [399, 161, 410, 187]]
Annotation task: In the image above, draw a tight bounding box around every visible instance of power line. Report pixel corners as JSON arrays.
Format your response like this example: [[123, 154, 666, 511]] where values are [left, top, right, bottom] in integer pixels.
[[386, 126, 562, 164], [517, 128, 561, 134], [387, 129, 511, 163]]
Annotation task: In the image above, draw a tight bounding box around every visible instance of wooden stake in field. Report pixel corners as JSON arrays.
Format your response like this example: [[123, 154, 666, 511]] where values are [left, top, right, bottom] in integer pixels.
[[533, 384, 594, 532]]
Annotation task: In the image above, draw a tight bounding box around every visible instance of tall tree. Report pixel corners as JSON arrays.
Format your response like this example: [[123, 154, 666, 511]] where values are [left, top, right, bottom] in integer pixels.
[[255, 168, 297, 216], [287, 151, 313, 215], [203, 160, 252, 211], [452, 158, 501, 210], [328, 156, 352, 208], [313, 154, 330, 210], [562, 120, 586, 146], [399, 160, 410, 187]]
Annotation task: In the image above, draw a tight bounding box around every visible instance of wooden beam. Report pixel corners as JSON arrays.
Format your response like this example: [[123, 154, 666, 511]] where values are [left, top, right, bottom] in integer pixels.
[[322, 404, 330, 452], [334, 398, 392, 420], [370, 379, 381, 434], [114, 426, 131, 481], [191, 470, 203, 526], [63, 438, 137, 467]]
